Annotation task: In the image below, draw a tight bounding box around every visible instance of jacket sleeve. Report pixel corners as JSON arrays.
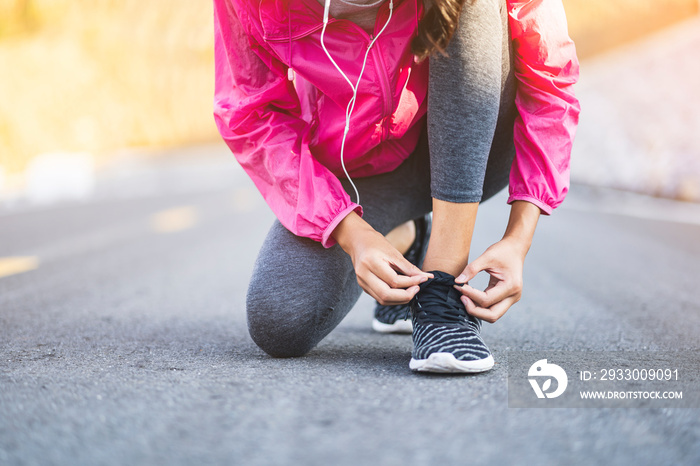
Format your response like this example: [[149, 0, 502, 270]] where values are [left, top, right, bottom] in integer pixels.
[[506, 0, 581, 214], [213, 0, 361, 247]]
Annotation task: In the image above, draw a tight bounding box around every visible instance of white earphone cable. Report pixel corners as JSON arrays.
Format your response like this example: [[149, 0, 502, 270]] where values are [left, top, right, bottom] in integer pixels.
[[338, 0, 386, 8], [320, 0, 393, 207]]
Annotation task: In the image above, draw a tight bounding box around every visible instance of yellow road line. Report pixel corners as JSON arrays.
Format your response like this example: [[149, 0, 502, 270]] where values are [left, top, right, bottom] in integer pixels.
[[150, 206, 197, 233], [0, 256, 40, 279]]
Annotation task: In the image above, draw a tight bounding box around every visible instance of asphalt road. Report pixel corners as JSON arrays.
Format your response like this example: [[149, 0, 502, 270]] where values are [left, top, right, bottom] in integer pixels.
[[1, 146, 699, 466]]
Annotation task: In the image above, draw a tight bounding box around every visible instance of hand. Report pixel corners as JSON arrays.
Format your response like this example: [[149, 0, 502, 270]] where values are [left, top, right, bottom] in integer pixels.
[[333, 212, 432, 305], [453, 237, 529, 323]]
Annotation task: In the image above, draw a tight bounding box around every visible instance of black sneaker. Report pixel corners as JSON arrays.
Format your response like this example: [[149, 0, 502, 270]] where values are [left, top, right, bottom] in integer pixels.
[[409, 271, 494, 373], [372, 215, 431, 334]]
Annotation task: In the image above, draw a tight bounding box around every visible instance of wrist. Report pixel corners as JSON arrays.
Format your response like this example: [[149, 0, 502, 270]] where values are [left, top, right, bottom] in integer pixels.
[[502, 201, 540, 255], [331, 211, 373, 254], [500, 234, 532, 259]]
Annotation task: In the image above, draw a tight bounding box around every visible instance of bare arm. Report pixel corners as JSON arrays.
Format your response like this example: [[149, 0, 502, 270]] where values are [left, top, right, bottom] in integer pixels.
[[455, 200, 541, 323]]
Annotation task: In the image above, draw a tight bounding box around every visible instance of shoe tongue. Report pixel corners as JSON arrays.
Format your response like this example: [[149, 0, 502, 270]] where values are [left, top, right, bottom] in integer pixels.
[[414, 270, 468, 325], [426, 270, 457, 283], [421, 270, 459, 301]]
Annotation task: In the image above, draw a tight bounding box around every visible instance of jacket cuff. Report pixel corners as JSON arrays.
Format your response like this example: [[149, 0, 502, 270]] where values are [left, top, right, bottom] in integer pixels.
[[507, 194, 554, 216], [321, 204, 364, 248]]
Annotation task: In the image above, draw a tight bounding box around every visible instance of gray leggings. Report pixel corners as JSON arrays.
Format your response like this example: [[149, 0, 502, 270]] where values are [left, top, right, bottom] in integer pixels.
[[247, 0, 517, 357]]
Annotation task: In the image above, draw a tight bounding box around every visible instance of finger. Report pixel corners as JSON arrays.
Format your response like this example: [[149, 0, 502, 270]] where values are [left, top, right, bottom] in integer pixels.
[[364, 273, 420, 305], [461, 295, 514, 323], [455, 276, 516, 308], [383, 267, 428, 289], [356, 275, 385, 304], [455, 254, 490, 283], [389, 255, 433, 279], [372, 259, 428, 289], [460, 281, 513, 308]]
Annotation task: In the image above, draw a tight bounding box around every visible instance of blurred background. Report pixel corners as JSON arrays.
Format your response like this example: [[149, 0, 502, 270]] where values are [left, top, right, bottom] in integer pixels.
[[2, 3, 700, 462], [0, 0, 699, 203]]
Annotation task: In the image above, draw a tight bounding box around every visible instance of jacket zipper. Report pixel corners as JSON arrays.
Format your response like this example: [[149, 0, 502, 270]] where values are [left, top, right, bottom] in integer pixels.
[[370, 35, 393, 140], [267, 19, 394, 140]]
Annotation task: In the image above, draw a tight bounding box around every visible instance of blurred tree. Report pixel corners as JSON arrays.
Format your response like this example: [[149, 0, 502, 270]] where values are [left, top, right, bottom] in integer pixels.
[[0, 0, 698, 178], [564, 0, 699, 57], [0, 0, 34, 36]]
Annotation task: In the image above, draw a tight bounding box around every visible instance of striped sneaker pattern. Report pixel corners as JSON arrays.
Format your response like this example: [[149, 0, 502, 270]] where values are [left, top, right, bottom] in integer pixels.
[[372, 303, 412, 334], [411, 320, 490, 361], [409, 271, 494, 373]]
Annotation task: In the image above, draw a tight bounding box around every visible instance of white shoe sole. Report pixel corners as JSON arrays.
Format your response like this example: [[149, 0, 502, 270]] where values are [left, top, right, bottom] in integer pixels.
[[409, 352, 495, 373], [372, 318, 413, 334]]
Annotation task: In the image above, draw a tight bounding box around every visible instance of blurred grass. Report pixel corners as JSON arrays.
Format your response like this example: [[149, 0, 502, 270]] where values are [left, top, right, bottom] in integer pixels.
[[0, 0, 698, 175]]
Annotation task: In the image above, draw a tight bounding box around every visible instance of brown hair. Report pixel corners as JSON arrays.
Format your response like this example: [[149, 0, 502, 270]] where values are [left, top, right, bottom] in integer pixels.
[[411, 0, 469, 62]]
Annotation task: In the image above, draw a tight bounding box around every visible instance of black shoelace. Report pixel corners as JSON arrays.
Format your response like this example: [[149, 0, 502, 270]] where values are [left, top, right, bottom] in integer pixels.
[[408, 272, 469, 325]]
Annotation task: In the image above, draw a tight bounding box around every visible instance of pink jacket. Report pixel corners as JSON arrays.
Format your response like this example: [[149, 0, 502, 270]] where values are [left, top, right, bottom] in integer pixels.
[[214, 0, 580, 247]]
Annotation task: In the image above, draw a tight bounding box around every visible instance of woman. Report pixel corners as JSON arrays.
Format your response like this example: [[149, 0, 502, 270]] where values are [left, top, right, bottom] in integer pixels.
[[213, 0, 580, 373]]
